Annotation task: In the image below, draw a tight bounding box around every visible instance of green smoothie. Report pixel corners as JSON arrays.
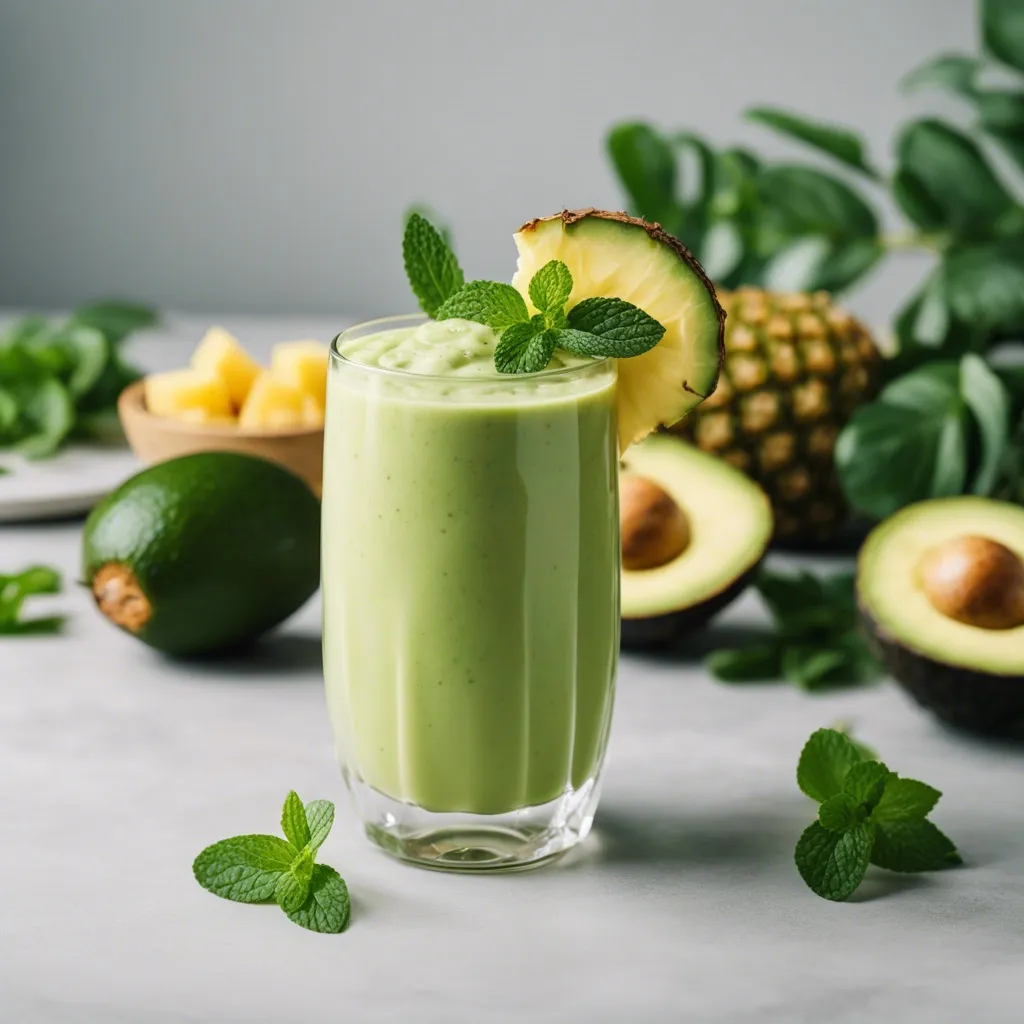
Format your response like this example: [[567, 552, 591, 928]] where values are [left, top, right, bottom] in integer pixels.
[[322, 318, 619, 816]]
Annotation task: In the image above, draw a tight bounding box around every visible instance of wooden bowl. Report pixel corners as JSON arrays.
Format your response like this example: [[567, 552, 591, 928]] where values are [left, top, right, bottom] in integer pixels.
[[117, 380, 324, 495]]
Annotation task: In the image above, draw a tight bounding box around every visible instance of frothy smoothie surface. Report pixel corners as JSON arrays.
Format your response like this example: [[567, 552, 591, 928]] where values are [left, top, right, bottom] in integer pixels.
[[337, 318, 593, 378], [323, 318, 620, 815]]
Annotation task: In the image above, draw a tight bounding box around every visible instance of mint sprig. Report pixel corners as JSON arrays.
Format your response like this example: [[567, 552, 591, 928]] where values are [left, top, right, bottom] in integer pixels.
[[401, 218, 666, 373], [440, 261, 665, 373], [0, 564, 64, 635], [403, 213, 465, 318], [193, 792, 350, 934], [707, 569, 884, 690], [794, 728, 961, 902]]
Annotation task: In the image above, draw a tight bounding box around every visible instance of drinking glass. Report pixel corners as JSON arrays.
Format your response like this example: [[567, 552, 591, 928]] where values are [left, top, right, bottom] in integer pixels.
[[321, 314, 619, 870]]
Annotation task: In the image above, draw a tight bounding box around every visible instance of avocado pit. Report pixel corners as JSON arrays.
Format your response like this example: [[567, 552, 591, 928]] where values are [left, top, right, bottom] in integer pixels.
[[916, 534, 1024, 631], [92, 563, 153, 634], [620, 474, 690, 571]]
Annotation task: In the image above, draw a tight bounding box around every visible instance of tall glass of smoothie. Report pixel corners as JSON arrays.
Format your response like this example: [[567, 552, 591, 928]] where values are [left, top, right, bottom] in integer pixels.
[[322, 315, 620, 870]]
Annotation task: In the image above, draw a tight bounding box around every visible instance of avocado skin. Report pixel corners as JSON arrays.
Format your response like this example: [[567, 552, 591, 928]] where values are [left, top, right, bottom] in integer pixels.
[[83, 452, 320, 657], [621, 567, 757, 650], [860, 605, 1024, 737]]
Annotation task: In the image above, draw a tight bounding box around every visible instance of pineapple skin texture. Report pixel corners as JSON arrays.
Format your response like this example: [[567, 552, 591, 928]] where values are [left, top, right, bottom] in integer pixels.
[[672, 288, 882, 543]]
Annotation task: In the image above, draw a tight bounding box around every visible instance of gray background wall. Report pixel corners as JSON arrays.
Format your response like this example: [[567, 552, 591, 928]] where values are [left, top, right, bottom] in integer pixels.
[[0, 0, 978, 326]]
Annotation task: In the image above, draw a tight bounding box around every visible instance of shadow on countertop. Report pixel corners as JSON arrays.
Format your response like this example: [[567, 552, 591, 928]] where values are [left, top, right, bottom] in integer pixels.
[[584, 803, 801, 868], [623, 622, 776, 666], [189, 630, 323, 680]]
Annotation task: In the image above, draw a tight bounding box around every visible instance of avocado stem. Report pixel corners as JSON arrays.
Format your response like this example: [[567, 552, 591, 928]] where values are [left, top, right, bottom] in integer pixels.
[[92, 563, 153, 634]]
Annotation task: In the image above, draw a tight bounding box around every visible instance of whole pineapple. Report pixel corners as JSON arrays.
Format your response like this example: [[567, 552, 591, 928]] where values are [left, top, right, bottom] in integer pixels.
[[673, 288, 882, 543]]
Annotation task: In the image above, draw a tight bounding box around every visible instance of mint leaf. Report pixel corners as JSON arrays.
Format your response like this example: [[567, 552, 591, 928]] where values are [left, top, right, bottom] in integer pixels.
[[275, 848, 315, 913], [403, 204, 454, 249], [304, 799, 335, 852], [281, 791, 311, 850], [796, 728, 866, 802], [291, 846, 315, 883], [1, 615, 65, 635], [795, 821, 874, 902], [781, 644, 850, 690], [705, 643, 782, 682], [192, 835, 297, 903], [275, 867, 311, 912], [15, 377, 75, 459], [494, 322, 555, 375], [402, 212, 464, 317], [528, 260, 573, 317], [870, 819, 962, 872], [842, 761, 891, 808], [758, 569, 851, 633], [71, 300, 158, 346], [553, 327, 620, 358], [0, 565, 64, 635], [565, 297, 665, 357], [818, 793, 862, 832], [830, 723, 879, 763], [285, 865, 351, 934], [873, 777, 942, 821], [62, 326, 110, 399], [435, 281, 529, 331]]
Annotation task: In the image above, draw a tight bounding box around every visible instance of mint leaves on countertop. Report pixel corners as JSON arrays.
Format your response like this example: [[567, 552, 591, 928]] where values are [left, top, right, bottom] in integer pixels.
[[707, 568, 884, 690], [795, 728, 961, 902], [0, 302, 157, 460], [0, 565, 64, 635], [193, 792, 349, 934], [402, 213, 666, 373]]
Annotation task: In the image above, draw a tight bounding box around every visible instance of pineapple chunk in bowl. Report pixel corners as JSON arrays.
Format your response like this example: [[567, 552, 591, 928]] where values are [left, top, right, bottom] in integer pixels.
[[118, 328, 327, 495]]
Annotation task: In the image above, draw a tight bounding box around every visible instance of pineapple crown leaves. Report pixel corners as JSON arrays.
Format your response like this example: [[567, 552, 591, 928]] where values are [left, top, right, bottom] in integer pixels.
[[402, 212, 664, 374], [605, 0, 1024, 517]]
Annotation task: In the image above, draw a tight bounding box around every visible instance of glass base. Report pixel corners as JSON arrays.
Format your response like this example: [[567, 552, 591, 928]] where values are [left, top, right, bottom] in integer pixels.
[[343, 771, 602, 872]]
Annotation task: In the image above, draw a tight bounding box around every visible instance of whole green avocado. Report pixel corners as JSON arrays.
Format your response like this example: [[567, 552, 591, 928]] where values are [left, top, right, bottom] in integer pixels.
[[82, 452, 321, 656]]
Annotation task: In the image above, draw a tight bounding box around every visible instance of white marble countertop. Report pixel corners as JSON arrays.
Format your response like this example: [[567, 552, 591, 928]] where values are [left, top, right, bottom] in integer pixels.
[[1, 316, 1022, 1024]]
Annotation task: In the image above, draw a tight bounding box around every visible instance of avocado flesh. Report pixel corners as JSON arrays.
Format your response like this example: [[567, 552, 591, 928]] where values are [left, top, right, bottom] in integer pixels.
[[82, 452, 321, 656], [858, 497, 1024, 734], [620, 435, 772, 647]]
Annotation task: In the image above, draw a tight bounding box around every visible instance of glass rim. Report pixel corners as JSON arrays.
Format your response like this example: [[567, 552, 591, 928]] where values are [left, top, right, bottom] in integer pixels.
[[330, 313, 613, 384]]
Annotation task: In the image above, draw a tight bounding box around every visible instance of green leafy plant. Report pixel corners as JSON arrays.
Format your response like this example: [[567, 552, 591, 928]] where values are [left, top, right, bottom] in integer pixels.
[[706, 569, 883, 689], [0, 301, 157, 459], [606, 0, 1024, 518], [0, 565, 63, 635], [193, 791, 350, 934], [795, 729, 961, 901], [403, 213, 665, 373]]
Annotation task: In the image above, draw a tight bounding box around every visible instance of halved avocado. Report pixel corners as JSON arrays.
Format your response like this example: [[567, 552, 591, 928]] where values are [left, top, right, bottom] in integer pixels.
[[858, 497, 1024, 735], [620, 434, 773, 648]]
